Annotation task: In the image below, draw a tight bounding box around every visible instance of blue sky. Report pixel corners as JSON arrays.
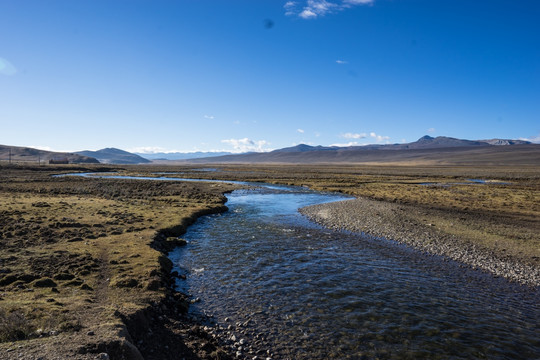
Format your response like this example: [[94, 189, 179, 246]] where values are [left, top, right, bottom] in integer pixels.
[[1, 0, 539, 153]]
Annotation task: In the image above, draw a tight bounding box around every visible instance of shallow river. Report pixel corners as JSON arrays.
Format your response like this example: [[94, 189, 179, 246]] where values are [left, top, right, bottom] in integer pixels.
[[169, 183, 539, 359], [59, 173, 539, 358]]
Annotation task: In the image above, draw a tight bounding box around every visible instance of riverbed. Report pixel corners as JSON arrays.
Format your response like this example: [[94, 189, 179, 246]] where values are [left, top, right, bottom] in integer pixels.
[[57, 173, 539, 358], [170, 184, 540, 359]]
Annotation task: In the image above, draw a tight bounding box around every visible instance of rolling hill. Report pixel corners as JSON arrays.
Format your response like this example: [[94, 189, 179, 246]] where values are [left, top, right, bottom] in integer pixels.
[[0, 145, 99, 164], [184, 136, 539, 165], [76, 148, 151, 164]]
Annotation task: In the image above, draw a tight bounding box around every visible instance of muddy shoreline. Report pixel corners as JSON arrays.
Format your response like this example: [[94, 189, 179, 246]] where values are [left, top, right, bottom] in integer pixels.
[[300, 197, 540, 287]]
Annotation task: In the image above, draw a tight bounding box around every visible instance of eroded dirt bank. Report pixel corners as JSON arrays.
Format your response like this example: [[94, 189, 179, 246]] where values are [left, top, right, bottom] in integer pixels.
[[0, 165, 239, 359], [300, 197, 540, 287]]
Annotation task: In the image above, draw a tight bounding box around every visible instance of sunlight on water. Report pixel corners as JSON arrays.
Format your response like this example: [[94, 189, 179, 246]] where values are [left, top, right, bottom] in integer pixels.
[[171, 186, 540, 359], [57, 174, 539, 358]]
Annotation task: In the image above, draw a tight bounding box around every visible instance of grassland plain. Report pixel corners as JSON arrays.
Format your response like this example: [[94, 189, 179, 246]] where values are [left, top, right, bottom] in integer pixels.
[[0, 165, 239, 359], [1, 163, 539, 359]]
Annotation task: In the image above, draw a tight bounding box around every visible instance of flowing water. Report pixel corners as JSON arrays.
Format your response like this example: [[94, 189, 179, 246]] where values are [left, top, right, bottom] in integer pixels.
[[170, 184, 539, 359], [57, 173, 539, 359]]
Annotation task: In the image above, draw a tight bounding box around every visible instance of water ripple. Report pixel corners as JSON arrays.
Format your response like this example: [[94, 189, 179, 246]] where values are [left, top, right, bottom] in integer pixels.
[[170, 185, 539, 359]]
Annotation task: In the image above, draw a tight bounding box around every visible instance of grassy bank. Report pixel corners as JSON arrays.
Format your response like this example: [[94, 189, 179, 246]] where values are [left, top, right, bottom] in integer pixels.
[[0, 165, 237, 359]]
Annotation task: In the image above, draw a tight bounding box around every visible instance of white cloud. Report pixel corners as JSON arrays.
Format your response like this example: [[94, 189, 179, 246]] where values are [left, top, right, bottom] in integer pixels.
[[29, 145, 54, 151], [342, 132, 367, 139], [520, 134, 540, 144], [370, 132, 390, 142], [299, 9, 318, 19], [336, 60, 348, 64], [284, 1, 298, 16], [343, 0, 374, 5], [128, 146, 170, 154], [340, 131, 390, 143], [29, 145, 81, 152], [303, 0, 337, 18], [297, 128, 305, 133], [0, 57, 17, 76], [330, 141, 361, 147], [221, 138, 271, 153], [288, 0, 374, 18], [427, 127, 436, 133], [204, 115, 215, 120]]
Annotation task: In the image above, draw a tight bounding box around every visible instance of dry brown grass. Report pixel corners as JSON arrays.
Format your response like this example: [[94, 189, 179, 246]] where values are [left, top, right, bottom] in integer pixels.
[[0, 164, 237, 346]]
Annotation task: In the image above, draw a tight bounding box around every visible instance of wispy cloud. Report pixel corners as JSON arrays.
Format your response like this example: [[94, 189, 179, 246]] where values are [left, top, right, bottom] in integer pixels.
[[29, 145, 54, 151], [343, 0, 374, 5], [336, 60, 348, 64], [520, 134, 540, 144], [330, 141, 361, 147], [341, 132, 367, 139], [128, 146, 170, 154], [339, 131, 390, 144], [427, 127, 436, 133], [204, 115, 215, 120], [0, 57, 17, 76], [297, 128, 305, 133], [284, 1, 297, 16], [30, 145, 80, 152], [286, 0, 374, 19], [221, 138, 271, 153], [369, 131, 390, 142]]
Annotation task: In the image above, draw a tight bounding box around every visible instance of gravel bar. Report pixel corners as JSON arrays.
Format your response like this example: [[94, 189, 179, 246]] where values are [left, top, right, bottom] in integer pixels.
[[300, 198, 540, 287]]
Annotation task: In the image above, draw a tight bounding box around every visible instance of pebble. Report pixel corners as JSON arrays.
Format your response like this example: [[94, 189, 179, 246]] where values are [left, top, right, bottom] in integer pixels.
[[300, 199, 540, 286]]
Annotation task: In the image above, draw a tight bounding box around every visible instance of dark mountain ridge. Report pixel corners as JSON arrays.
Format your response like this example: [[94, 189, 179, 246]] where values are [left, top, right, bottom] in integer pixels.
[[184, 136, 538, 165], [0, 145, 99, 164], [2, 136, 535, 165], [76, 148, 151, 164]]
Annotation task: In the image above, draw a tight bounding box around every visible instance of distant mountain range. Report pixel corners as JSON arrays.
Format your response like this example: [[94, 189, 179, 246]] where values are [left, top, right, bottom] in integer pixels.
[[76, 148, 151, 164], [0, 145, 99, 164], [273, 136, 531, 153], [184, 136, 539, 165], [1, 136, 537, 165]]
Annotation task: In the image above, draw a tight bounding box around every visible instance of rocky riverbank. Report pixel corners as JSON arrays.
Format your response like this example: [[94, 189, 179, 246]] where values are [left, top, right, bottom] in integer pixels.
[[300, 198, 540, 287]]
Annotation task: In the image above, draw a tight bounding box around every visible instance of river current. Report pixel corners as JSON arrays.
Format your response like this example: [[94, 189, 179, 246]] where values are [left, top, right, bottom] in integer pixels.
[[58, 173, 539, 358], [170, 184, 539, 359]]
